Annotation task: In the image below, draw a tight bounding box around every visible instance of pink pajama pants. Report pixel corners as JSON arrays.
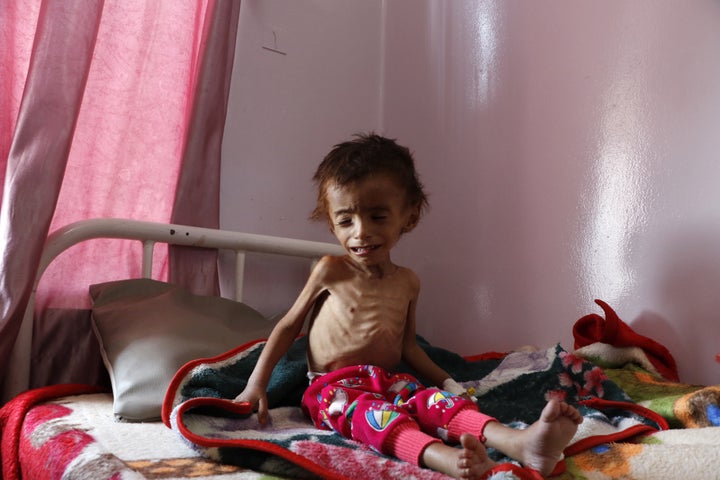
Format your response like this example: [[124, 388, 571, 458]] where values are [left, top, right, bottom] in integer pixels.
[[301, 365, 495, 465]]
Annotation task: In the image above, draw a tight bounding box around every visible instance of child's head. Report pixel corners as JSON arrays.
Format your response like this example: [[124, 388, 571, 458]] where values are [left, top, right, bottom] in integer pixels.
[[311, 133, 428, 230]]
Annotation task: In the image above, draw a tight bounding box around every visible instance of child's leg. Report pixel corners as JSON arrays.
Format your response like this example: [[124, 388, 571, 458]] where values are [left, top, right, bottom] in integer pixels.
[[420, 433, 497, 479], [301, 366, 498, 478], [451, 399, 583, 477], [301, 365, 435, 456], [373, 411, 498, 479], [402, 387, 491, 440]]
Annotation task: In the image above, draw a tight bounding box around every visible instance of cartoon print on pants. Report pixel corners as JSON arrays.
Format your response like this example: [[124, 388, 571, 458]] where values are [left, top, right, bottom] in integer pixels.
[[366, 403, 401, 432], [427, 390, 455, 410]]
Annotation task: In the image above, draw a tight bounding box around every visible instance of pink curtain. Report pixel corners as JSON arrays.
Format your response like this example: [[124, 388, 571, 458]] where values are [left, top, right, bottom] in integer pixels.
[[0, 0, 241, 398], [170, 0, 242, 296]]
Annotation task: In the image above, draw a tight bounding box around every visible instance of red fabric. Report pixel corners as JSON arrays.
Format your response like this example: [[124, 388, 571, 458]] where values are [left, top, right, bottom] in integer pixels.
[[446, 408, 497, 444], [386, 423, 439, 466], [481, 463, 545, 480], [573, 299, 679, 381], [0, 384, 105, 480]]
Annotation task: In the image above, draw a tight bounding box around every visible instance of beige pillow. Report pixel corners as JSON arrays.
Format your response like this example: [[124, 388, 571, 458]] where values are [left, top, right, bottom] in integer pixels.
[[90, 278, 273, 422]]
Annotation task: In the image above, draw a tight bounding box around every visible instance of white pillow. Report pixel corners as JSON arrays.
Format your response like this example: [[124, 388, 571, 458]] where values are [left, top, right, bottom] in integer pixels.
[[90, 278, 273, 422]]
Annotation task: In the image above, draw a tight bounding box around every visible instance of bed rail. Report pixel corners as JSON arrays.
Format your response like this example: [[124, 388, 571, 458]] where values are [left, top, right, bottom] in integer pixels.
[[2, 218, 344, 403]]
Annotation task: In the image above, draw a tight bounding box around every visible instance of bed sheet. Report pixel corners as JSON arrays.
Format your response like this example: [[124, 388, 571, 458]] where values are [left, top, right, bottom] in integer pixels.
[[3, 299, 719, 480], [0, 387, 285, 480], [3, 343, 720, 480]]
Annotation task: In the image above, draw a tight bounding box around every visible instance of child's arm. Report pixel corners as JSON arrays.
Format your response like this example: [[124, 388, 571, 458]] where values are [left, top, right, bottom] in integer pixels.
[[400, 280, 454, 389], [234, 256, 331, 424]]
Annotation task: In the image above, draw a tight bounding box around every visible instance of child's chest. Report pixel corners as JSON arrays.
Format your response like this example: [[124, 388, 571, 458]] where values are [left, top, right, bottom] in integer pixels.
[[327, 275, 413, 320]]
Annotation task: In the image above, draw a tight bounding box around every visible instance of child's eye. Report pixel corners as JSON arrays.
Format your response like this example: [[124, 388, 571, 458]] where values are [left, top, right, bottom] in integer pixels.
[[372, 215, 388, 221], [336, 218, 352, 227]]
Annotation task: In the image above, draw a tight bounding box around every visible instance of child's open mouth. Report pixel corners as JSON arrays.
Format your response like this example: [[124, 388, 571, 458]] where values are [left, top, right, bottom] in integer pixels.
[[350, 245, 380, 256]]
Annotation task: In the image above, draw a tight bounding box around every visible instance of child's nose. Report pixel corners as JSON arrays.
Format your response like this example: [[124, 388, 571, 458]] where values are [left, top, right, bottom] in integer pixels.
[[354, 219, 371, 239]]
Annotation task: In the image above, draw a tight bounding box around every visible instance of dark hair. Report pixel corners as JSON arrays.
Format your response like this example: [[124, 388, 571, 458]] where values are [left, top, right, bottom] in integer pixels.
[[310, 132, 429, 223]]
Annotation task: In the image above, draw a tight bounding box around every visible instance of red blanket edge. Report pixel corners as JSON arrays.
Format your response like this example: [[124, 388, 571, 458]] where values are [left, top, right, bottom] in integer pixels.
[[563, 397, 669, 457], [173, 396, 355, 480], [172, 396, 551, 480], [0, 384, 107, 480]]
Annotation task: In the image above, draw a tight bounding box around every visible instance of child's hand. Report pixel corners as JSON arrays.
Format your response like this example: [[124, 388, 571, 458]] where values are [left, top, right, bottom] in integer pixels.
[[234, 385, 270, 425], [442, 378, 478, 402], [460, 387, 478, 402]]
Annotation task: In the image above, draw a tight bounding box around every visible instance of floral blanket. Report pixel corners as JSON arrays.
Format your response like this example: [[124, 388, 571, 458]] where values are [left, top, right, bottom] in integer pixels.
[[556, 300, 720, 479], [0, 386, 282, 480], [162, 336, 665, 479], [553, 345, 720, 479], [573, 300, 720, 431]]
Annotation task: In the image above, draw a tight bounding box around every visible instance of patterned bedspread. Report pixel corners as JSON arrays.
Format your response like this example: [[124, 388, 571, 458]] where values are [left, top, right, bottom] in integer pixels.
[[0, 385, 277, 480], [162, 337, 666, 479], [2, 300, 719, 480], [554, 353, 720, 478]]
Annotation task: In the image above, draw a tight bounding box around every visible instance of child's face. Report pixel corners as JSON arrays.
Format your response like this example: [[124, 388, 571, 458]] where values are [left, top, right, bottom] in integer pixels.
[[325, 173, 418, 268]]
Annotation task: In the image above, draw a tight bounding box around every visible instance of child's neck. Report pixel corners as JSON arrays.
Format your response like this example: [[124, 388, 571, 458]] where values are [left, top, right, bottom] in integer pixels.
[[345, 255, 398, 279]]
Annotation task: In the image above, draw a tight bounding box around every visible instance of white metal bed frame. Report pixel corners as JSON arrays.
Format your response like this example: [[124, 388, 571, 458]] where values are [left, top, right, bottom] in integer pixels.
[[2, 218, 344, 404]]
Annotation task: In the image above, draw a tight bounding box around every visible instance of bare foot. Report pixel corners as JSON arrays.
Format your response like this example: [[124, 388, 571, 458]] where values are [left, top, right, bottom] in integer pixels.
[[515, 399, 583, 476], [422, 433, 497, 479]]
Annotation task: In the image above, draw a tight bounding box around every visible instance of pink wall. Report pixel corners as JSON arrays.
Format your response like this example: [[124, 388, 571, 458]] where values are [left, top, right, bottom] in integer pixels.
[[222, 1, 720, 385], [220, 0, 383, 315]]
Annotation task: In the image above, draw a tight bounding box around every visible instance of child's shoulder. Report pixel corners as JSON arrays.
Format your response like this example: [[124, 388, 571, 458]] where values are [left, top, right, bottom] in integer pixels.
[[311, 254, 351, 278], [315, 254, 348, 268], [396, 265, 420, 288]]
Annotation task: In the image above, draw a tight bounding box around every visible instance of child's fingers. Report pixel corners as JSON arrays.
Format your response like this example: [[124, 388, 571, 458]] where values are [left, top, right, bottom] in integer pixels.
[[257, 396, 269, 425]]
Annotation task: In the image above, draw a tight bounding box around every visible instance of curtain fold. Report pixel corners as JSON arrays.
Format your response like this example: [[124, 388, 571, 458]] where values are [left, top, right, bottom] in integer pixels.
[[0, 0, 242, 402], [170, 0, 243, 296], [0, 0, 105, 400], [0, 2, 39, 197]]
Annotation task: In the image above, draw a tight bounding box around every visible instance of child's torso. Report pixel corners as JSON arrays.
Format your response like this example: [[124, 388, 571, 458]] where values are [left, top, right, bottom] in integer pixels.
[[307, 266, 416, 374]]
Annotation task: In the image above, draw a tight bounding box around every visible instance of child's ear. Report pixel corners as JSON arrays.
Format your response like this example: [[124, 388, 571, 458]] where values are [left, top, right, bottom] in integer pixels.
[[401, 208, 420, 234]]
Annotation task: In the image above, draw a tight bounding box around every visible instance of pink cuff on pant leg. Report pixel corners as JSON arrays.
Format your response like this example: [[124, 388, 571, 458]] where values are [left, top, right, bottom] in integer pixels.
[[447, 408, 497, 443], [385, 422, 441, 466]]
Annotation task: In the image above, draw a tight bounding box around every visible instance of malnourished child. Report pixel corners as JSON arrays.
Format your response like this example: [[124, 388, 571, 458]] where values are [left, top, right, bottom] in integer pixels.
[[235, 133, 582, 478]]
